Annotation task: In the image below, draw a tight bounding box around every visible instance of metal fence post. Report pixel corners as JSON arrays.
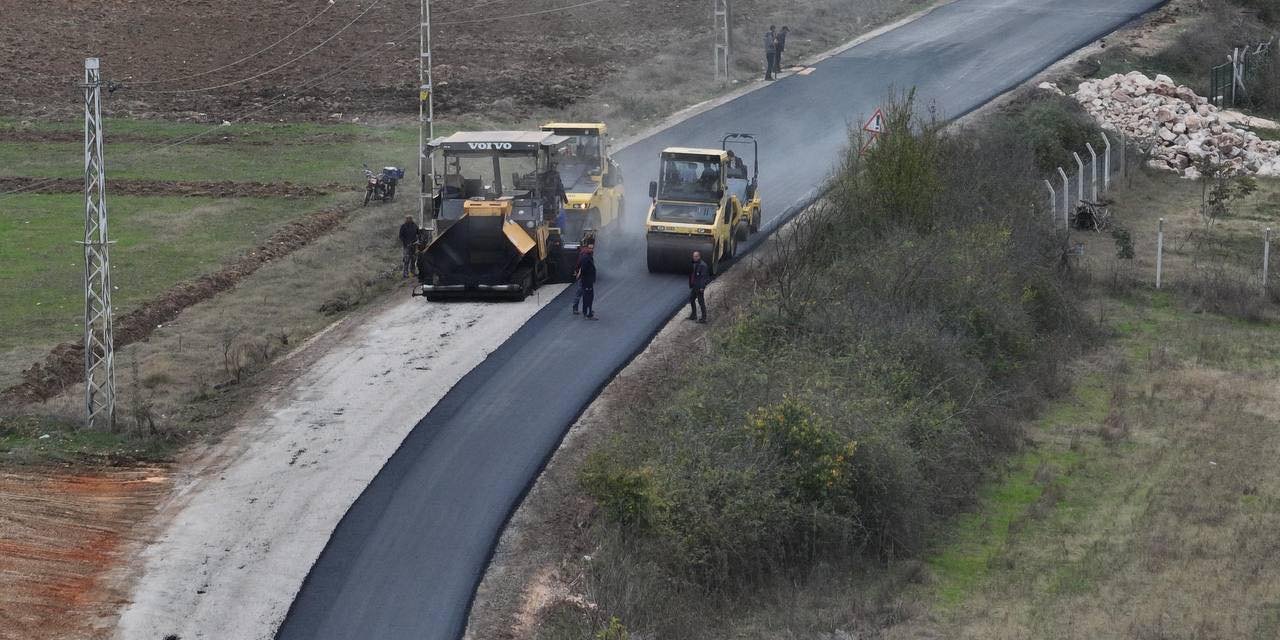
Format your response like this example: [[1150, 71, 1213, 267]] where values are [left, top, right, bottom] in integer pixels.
[[1102, 133, 1112, 192], [1120, 133, 1127, 178], [1044, 180, 1056, 222], [1074, 152, 1085, 206], [1058, 167, 1070, 229], [1087, 142, 1099, 201], [1156, 218, 1165, 289], [1265, 227, 1272, 293]]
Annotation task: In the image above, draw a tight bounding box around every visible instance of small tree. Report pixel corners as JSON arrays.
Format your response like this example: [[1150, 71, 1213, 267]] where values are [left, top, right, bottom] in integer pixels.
[[1198, 157, 1258, 226]]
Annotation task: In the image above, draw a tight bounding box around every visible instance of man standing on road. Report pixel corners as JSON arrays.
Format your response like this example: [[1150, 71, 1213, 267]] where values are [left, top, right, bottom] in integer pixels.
[[763, 25, 778, 80], [578, 244, 598, 320], [398, 215, 419, 278], [571, 237, 595, 315], [688, 250, 710, 323], [775, 26, 789, 72]]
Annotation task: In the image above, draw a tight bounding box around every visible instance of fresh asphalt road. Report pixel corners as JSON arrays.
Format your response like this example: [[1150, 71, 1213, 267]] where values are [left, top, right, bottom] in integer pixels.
[[277, 1, 1166, 637]]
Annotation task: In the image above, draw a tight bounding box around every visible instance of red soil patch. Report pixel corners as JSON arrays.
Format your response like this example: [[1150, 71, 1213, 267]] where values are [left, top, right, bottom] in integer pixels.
[[0, 467, 170, 640]]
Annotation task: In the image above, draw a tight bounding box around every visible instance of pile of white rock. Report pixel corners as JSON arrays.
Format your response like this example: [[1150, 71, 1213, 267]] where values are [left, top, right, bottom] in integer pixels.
[[1052, 72, 1280, 179]]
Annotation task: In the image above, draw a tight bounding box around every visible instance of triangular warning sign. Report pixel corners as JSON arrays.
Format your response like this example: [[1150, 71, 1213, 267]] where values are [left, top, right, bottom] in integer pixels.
[[863, 108, 885, 134]]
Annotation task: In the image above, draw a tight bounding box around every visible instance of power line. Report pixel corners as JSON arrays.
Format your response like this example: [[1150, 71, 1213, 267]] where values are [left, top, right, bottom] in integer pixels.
[[122, 26, 418, 157], [0, 177, 71, 199], [0, 26, 417, 201], [435, 0, 610, 25], [126, 0, 345, 86], [129, 0, 387, 94], [2, 0, 617, 200]]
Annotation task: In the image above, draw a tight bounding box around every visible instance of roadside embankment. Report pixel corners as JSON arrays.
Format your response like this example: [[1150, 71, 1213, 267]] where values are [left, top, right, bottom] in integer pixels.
[[469, 91, 1092, 639]]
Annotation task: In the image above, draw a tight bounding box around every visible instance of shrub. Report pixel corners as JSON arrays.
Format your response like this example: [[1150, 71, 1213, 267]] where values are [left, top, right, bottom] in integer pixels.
[[579, 90, 1084, 636], [581, 456, 666, 530], [747, 398, 858, 504], [992, 89, 1104, 175]]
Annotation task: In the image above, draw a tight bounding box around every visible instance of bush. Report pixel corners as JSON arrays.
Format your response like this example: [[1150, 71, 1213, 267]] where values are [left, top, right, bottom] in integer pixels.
[[579, 90, 1084, 637], [748, 398, 858, 504], [992, 89, 1104, 175], [581, 457, 666, 529]]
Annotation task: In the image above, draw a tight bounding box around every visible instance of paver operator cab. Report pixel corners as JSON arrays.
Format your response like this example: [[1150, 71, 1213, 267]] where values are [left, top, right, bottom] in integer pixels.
[[540, 122, 625, 234], [415, 130, 589, 300], [645, 133, 761, 275]]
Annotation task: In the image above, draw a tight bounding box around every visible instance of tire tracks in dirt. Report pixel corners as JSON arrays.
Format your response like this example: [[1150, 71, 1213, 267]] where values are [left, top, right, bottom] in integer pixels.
[[0, 176, 350, 199], [1, 204, 354, 405], [0, 467, 170, 640]]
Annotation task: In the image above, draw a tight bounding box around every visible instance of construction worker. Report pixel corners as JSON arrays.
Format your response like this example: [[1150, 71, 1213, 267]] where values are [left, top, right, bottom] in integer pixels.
[[688, 250, 710, 323], [398, 215, 419, 278], [726, 150, 748, 179], [579, 244, 597, 320], [775, 26, 789, 72], [763, 25, 778, 80], [698, 161, 720, 197], [540, 159, 569, 222], [571, 236, 595, 315]]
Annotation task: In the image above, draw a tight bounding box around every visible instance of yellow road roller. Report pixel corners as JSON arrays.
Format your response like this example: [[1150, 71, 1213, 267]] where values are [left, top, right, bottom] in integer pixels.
[[540, 122, 624, 235], [644, 133, 761, 275]]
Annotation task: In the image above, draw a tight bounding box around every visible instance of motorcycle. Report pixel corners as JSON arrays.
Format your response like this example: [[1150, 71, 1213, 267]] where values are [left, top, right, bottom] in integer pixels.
[[362, 164, 404, 205]]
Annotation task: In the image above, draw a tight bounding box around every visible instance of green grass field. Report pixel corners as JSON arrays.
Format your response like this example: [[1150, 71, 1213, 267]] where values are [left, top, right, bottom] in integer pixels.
[[0, 194, 323, 352], [0, 118, 420, 183], [0, 116, 429, 387]]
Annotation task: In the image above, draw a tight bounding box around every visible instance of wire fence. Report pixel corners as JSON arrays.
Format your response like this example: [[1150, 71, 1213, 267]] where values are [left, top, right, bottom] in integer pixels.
[[1042, 131, 1132, 230], [1208, 38, 1274, 108], [1047, 136, 1277, 299], [1145, 219, 1275, 297]]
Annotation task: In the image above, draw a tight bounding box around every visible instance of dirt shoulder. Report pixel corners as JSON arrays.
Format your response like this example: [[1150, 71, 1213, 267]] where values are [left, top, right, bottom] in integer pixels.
[[0, 467, 169, 640], [114, 284, 566, 640]]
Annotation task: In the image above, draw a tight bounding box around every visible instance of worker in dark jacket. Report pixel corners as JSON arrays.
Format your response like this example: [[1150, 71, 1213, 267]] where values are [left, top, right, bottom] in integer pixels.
[[398, 215, 419, 278], [688, 250, 710, 323], [571, 237, 595, 315], [775, 26, 789, 71], [540, 160, 569, 222], [578, 245, 598, 320]]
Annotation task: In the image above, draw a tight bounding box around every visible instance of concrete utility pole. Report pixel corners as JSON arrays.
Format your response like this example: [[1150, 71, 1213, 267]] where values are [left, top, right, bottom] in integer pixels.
[[713, 0, 730, 82], [419, 0, 436, 226], [80, 57, 116, 430]]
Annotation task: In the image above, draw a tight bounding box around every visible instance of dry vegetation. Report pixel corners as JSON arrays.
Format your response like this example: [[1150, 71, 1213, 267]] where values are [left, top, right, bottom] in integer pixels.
[[519, 92, 1088, 638], [881, 170, 1280, 640], [486, 89, 1280, 639]]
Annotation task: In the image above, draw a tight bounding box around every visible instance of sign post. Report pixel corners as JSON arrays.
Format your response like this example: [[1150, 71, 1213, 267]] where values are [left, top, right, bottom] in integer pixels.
[[859, 107, 885, 156]]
